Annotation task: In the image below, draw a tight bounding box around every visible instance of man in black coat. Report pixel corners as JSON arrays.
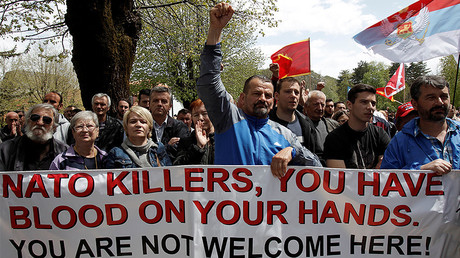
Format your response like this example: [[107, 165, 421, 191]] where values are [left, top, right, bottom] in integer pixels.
[[149, 85, 190, 162], [91, 93, 124, 152], [269, 77, 321, 162]]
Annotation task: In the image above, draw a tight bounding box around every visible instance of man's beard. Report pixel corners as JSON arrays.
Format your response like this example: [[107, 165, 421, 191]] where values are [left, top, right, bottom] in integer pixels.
[[253, 101, 270, 118], [425, 105, 448, 121], [25, 124, 53, 143]]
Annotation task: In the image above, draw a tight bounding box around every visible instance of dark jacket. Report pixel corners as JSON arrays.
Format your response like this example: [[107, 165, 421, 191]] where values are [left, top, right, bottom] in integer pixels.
[[152, 116, 190, 161], [104, 142, 171, 168], [174, 132, 215, 165], [0, 135, 68, 171], [97, 116, 124, 151], [305, 116, 339, 166], [0, 125, 16, 142], [268, 107, 319, 154]]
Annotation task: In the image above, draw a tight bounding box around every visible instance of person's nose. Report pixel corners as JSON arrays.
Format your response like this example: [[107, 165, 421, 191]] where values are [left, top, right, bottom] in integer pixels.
[[259, 94, 267, 103], [435, 97, 445, 105], [36, 117, 45, 125], [367, 102, 375, 110]]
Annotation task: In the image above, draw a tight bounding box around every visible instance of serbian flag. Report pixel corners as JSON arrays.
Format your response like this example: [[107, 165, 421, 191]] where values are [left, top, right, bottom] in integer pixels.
[[376, 63, 405, 101], [353, 0, 460, 63], [270, 39, 311, 78]]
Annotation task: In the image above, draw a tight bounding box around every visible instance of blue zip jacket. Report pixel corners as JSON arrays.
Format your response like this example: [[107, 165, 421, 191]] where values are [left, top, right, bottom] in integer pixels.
[[197, 44, 321, 167], [381, 118, 460, 169]]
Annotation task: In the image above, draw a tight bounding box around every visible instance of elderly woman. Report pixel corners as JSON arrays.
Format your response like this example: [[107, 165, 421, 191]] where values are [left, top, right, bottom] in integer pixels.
[[50, 111, 107, 170], [105, 106, 171, 168]]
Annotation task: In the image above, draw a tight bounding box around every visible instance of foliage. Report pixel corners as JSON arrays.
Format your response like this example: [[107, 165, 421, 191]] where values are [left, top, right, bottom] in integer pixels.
[[336, 69, 353, 102], [351, 61, 369, 85], [0, 47, 82, 113], [406, 62, 431, 85], [361, 61, 388, 87], [131, 0, 278, 107], [0, 0, 68, 56], [439, 55, 460, 107]]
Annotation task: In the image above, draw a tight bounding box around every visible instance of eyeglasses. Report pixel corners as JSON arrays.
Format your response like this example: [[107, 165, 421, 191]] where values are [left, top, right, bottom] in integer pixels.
[[74, 124, 96, 132], [30, 114, 53, 125]]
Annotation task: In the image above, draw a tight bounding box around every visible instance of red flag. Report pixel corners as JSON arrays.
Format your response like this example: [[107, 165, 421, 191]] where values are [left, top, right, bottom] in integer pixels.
[[270, 39, 310, 79], [376, 63, 405, 102]]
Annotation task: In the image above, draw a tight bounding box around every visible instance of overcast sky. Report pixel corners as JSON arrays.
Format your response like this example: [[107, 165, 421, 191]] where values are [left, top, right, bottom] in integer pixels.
[[256, 0, 441, 78]]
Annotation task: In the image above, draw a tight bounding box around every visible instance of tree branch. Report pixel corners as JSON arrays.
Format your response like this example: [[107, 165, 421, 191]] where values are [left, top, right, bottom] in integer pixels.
[[138, 0, 188, 10]]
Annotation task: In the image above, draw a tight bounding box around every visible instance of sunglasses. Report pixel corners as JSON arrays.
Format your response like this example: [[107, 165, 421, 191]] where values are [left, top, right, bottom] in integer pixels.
[[30, 114, 53, 125]]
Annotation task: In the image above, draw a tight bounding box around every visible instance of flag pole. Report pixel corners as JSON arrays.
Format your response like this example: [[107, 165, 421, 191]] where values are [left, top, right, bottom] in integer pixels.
[[453, 53, 460, 105]]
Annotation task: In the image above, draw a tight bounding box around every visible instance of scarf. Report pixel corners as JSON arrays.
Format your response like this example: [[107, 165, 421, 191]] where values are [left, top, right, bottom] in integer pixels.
[[121, 138, 157, 167]]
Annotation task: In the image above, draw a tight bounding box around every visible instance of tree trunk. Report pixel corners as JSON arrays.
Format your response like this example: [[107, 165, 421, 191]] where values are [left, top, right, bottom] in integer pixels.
[[65, 0, 141, 112]]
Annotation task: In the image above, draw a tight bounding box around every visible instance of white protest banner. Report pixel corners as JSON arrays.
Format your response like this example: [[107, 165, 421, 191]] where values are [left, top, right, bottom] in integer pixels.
[[0, 166, 459, 257]]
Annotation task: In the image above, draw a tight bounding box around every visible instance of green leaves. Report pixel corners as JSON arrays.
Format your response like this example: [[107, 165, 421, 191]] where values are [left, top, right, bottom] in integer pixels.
[[131, 0, 279, 106]]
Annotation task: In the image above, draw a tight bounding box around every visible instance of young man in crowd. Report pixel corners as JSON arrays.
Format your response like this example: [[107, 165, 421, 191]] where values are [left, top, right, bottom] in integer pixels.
[[269, 77, 319, 156], [116, 98, 131, 122], [138, 89, 151, 109], [324, 84, 390, 169], [324, 99, 334, 118]]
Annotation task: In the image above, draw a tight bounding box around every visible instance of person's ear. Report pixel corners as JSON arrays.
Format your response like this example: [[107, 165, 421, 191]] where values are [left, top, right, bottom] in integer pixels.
[[411, 99, 418, 111]]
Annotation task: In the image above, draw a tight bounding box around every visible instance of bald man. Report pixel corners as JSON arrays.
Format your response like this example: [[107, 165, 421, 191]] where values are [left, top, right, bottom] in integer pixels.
[[0, 112, 22, 142]]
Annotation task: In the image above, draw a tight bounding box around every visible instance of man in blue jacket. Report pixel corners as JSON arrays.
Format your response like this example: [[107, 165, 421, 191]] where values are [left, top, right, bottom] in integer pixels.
[[197, 3, 321, 178], [381, 76, 460, 174]]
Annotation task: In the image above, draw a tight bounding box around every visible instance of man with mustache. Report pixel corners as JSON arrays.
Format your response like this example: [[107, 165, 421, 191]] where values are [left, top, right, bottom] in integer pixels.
[[324, 84, 390, 169], [381, 76, 460, 174], [0, 104, 68, 171], [197, 3, 321, 178]]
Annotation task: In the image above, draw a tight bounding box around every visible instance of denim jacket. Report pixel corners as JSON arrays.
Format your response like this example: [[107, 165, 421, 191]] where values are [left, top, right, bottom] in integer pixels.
[[105, 141, 171, 168], [381, 118, 460, 169]]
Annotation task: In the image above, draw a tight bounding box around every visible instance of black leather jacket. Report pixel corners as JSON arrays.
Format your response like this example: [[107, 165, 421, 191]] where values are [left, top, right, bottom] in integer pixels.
[[151, 116, 190, 162], [96, 115, 125, 152], [0, 135, 68, 171], [174, 131, 215, 165]]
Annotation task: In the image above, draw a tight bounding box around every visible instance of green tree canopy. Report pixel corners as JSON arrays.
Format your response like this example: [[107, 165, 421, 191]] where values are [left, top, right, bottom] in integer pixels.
[[439, 55, 460, 107], [131, 0, 278, 108]]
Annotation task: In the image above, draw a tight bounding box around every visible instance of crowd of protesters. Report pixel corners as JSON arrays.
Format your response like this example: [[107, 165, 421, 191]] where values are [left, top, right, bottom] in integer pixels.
[[0, 2, 459, 177]]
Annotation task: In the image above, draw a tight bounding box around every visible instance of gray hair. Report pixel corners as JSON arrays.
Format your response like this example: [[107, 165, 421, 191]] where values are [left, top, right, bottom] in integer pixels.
[[306, 90, 326, 105], [150, 85, 172, 102], [70, 111, 99, 130], [410, 75, 449, 101], [25, 103, 59, 128], [91, 93, 111, 108]]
